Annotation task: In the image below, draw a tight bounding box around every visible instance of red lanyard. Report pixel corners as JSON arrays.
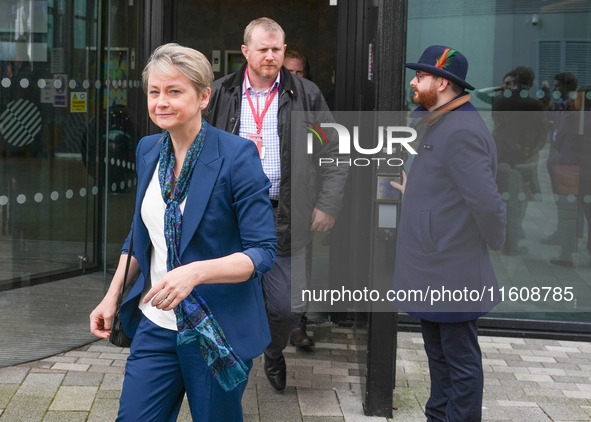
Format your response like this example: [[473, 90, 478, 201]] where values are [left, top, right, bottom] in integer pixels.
[[244, 65, 279, 135]]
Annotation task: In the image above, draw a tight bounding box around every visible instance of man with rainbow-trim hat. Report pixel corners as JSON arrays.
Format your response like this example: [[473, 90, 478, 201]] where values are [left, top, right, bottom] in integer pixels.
[[390, 45, 506, 421]]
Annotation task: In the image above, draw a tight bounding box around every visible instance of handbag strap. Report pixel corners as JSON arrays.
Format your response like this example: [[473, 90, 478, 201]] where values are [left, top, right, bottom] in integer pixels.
[[121, 223, 134, 296], [119, 134, 163, 297]]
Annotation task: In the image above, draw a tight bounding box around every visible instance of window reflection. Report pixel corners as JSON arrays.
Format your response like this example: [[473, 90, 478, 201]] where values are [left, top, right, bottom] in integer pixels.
[[406, 0, 591, 321]]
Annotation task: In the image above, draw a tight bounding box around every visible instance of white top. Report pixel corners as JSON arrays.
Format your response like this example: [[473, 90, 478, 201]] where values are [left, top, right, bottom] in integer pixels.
[[138, 164, 186, 331]]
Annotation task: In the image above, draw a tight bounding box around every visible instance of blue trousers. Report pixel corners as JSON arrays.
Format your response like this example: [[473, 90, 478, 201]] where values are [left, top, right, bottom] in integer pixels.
[[421, 319, 483, 422], [117, 315, 252, 422]]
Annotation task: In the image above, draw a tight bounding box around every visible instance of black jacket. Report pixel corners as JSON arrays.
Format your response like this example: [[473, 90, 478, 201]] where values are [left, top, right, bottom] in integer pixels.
[[205, 64, 348, 254], [492, 91, 547, 165]]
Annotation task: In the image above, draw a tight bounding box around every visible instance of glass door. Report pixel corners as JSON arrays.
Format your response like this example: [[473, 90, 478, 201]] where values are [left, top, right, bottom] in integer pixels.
[[0, 0, 102, 289], [102, 0, 146, 274], [0, 0, 146, 290]]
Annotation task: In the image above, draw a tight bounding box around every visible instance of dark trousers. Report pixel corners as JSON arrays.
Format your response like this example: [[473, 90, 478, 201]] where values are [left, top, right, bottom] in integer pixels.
[[496, 162, 527, 250], [117, 316, 251, 422], [262, 248, 307, 360], [421, 319, 483, 422]]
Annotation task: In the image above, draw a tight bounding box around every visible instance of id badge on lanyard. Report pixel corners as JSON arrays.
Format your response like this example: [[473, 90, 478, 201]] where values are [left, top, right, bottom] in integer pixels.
[[244, 71, 278, 161], [246, 133, 265, 159]]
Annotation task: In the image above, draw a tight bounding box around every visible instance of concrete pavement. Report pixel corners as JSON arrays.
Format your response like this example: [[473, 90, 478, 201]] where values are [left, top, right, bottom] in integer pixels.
[[2, 326, 591, 421]]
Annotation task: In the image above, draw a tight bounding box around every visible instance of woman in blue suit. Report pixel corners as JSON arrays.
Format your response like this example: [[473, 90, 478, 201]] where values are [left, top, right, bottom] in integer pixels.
[[90, 43, 277, 421]]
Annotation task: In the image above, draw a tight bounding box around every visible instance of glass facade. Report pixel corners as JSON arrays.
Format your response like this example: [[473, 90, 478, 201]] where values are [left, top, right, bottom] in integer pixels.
[[0, 0, 588, 338], [0, 0, 145, 291], [406, 0, 591, 323]]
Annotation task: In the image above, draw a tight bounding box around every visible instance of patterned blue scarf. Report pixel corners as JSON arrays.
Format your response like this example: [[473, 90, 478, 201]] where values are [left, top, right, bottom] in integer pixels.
[[158, 119, 248, 391]]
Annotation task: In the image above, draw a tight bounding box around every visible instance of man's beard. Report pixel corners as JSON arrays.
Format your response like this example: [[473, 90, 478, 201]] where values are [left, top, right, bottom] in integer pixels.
[[413, 83, 438, 109], [255, 63, 280, 80]]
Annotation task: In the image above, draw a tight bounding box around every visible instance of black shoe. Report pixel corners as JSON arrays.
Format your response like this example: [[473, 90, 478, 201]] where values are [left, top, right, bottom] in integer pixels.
[[289, 328, 314, 349], [264, 353, 286, 392]]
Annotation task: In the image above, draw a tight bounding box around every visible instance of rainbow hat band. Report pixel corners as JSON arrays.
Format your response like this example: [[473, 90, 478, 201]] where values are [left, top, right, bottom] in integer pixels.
[[405, 45, 474, 90]]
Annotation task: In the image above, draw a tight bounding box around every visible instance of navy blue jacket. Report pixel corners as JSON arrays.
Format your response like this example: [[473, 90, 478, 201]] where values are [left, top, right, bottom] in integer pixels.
[[394, 95, 506, 322], [119, 124, 277, 360]]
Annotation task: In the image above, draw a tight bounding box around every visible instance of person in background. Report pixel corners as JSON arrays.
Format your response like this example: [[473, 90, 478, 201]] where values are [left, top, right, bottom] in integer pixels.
[[545, 73, 581, 266], [283, 48, 315, 350], [284, 49, 310, 79], [205, 17, 348, 393], [492, 66, 547, 255], [90, 43, 277, 421], [391, 45, 506, 422]]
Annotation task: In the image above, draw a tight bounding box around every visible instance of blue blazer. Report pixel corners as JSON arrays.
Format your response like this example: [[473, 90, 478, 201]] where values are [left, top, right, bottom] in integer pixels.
[[119, 124, 277, 361], [394, 101, 506, 322]]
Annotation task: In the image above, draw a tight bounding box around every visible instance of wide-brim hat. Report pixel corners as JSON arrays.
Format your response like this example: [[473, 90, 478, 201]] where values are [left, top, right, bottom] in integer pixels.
[[406, 45, 474, 90]]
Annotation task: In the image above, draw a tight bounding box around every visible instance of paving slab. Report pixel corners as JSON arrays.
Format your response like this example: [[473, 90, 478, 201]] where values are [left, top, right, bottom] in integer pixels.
[[86, 398, 120, 422], [242, 386, 259, 416], [298, 389, 341, 417], [16, 373, 64, 397], [49, 385, 98, 411], [62, 371, 103, 387], [42, 411, 88, 422], [0, 395, 52, 422], [2, 329, 591, 420], [0, 367, 29, 384]]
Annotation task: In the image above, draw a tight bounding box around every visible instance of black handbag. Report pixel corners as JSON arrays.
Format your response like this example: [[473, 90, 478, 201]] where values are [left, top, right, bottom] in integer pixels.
[[109, 227, 136, 347]]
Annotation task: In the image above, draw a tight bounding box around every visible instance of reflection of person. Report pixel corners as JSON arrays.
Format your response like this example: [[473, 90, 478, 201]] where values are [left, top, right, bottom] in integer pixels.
[[501, 71, 516, 92], [391, 45, 506, 422], [474, 70, 515, 105], [545, 74, 582, 266], [89, 43, 277, 420], [492, 66, 547, 255], [549, 72, 578, 112], [206, 17, 348, 393], [578, 86, 591, 265]]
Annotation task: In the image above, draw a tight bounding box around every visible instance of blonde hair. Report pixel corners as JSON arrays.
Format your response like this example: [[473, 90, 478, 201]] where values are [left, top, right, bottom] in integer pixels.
[[142, 43, 213, 96], [243, 17, 285, 46]]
